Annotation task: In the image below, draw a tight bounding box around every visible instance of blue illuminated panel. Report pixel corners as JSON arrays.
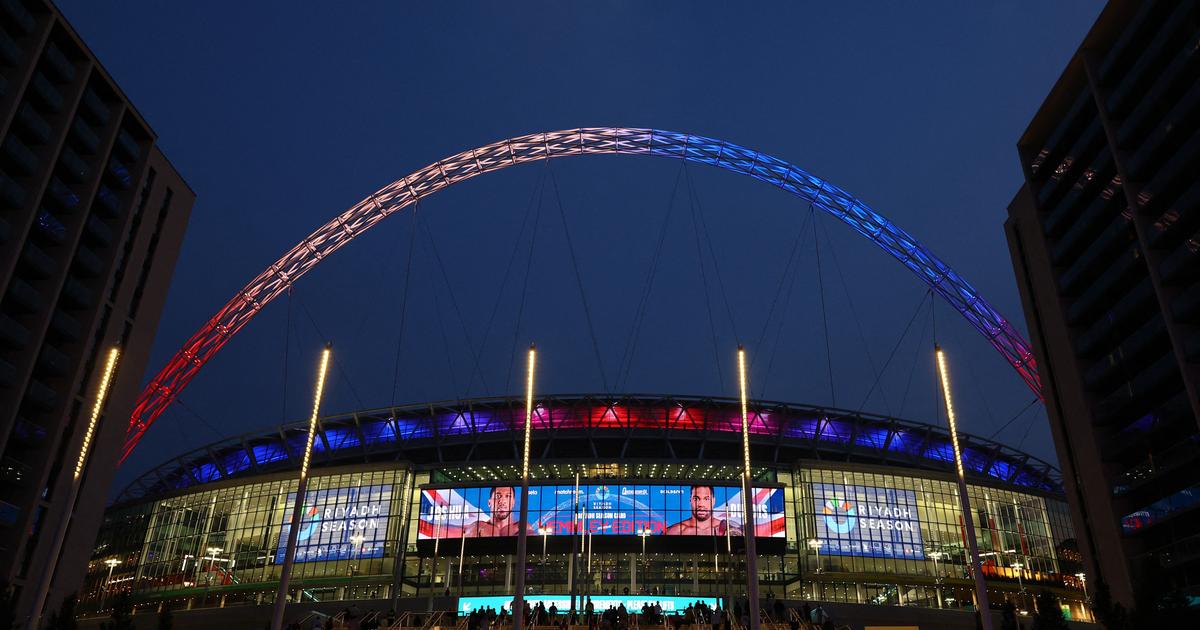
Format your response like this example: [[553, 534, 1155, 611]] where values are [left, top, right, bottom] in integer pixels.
[[274, 484, 391, 563], [812, 483, 924, 560]]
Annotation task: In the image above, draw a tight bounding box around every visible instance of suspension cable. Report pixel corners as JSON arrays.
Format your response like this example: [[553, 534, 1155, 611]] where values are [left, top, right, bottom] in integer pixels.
[[281, 285, 292, 421], [751, 210, 813, 373], [987, 398, 1040, 441], [757, 217, 810, 400], [418, 211, 492, 396], [389, 202, 421, 407], [812, 205, 836, 406], [293, 290, 365, 410], [855, 290, 933, 413], [898, 300, 934, 417], [615, 162, 685, 392], [684, 165, 740, 345], [684, 163, 728, 391], [819, 219, 893, 415], [462, 168, 545, 398], [505, 165, 546, 394], [546, 163, 610, 392]]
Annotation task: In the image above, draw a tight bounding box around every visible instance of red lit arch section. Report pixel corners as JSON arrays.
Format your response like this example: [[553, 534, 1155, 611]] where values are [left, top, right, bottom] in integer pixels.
[[122, 128, 1039, 462]]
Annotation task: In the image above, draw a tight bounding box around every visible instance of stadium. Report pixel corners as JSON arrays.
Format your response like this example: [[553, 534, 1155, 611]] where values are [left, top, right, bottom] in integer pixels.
[[82, 393, 1091, 623]]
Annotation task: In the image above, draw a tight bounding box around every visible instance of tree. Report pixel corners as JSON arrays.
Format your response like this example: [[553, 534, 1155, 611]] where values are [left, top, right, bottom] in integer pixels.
[[999, 601, 1019, 630], [1031, 591, 1068, 630], [0, 581, 15, 630], [45, 593, 79, 630], [1089, 578, 1130, 630], [100, 593, 135, 630], [157, 605, 174, 630]]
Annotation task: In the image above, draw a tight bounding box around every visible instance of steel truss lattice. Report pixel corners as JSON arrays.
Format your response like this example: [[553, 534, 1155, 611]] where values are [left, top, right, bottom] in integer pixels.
[[123, 128, 1040, 462]]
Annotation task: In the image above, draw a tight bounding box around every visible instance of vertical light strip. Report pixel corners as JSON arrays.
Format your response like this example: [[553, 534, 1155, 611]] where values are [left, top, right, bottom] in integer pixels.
[[75, 347, 121, 480], [935, 345, 966, 479], [737, 345, 752, 480], [522, 343, 536, 478], [299, 344, 332, 480]]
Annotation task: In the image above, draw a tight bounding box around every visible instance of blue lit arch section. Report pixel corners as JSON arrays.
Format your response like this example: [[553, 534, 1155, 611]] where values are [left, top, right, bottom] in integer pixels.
[[115, 395, 1061, 503], [123, 128, 1040, 462]]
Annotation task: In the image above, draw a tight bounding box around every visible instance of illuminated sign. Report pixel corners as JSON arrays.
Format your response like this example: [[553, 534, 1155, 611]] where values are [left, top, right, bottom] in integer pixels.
[[458, 595, 720, 615], [419, 484, 784, 539], [812, 483, 924, 559], [274, 484, 392, 563]]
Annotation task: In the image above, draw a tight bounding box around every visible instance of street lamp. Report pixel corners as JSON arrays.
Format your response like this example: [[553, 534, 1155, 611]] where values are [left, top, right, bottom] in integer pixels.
[[349, 534, 365, 597], [935, 345, 993, 630], [736, 346, 761, 630], [928, 551, 946, 608], [807, 538, 824, 574], [101, 558, 120, 610]]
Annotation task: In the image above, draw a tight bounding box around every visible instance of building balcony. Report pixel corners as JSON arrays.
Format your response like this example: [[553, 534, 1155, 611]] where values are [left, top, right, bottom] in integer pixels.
[[0, 169, 26, 208], [5, 276, 45, 312], [24, 378, 58, 410], [1058, 215, 1133, 296], [1158, 231, 1200, 285], [60, 276, 91, 309], [58, 146, 90, 182], [0, 457, 32, 486], [1173, 283, 1200, 322], [46, 176, 79, 211], [0, 23, 23, 67], [35, 342, 70, 377], [73, 245, 103, 277], [29, 71, 64, 113], [48, 310, 81, 342], [0, 312, 30, 349], [80, 88, 110, 126], [42, 42, 77, 83], [94, 184, 120, 217], [0, 0, 36, 34], [15, 102, 52, 145], [1066, 248, 1145, 326], [2, 134, 38, 175], [115, 129, 142, 162], [70, 117, 101, 155], [1083, 318, 1167, 391], [33, 209, 66, 244], [19, 241, 56, 278], [83, 214, 113, 248], [10, 417, 47, 446], [0, 355, 15, 388]]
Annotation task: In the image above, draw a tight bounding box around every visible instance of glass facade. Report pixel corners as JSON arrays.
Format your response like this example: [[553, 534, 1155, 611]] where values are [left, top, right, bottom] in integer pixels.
[[84, 463, 1086, 618]]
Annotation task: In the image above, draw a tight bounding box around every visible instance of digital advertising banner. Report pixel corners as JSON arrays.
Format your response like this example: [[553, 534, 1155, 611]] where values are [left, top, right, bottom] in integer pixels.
[[812, 483, 924, 560], [419, 484, 785, 539], [274, 484, 392, 563], [458, 595, 720, 616]]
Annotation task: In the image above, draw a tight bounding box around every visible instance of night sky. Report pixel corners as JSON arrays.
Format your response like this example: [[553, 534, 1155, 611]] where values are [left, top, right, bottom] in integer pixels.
[[54, 1, 1102, 494]]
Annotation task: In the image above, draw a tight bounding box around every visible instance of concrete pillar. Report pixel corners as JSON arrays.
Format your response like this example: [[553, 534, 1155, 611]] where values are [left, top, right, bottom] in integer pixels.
[[896, 584, 905, 606], [855, 583, 864, 604], [692, 556, 699, 593], [630, 554, 636, 595], [506, 555, 513, 591]]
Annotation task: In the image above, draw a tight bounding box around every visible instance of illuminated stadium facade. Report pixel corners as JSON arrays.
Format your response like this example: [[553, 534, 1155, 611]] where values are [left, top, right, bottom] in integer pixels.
[[84, 394, 1090, 620]]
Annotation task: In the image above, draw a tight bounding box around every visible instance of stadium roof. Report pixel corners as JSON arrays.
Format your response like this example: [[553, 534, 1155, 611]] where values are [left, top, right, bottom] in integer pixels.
[[116, 394, 1062, 503]]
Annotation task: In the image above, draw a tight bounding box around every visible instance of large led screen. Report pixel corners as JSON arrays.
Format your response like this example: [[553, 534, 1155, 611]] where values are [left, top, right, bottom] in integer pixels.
[[419, 484, 785, 539], [459, 595, 720, 616], [274, 484, 392, 563], [812, 483, 924, 560]]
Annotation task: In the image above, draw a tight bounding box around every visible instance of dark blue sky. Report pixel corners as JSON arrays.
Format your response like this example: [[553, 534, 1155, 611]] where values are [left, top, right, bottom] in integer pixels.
[[55, 1, 1102, 492]]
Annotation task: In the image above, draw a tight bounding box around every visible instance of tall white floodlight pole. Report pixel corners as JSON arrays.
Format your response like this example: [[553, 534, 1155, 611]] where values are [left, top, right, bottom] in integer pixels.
[[935, 344, 994, 630], [737, 346, 761, 630], [513, 344, 536, 630], [26, 346, 121, 629], [271, 343, 332, 630]]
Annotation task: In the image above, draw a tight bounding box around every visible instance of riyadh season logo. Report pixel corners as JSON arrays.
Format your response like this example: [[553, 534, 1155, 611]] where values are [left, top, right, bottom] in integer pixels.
[[297, 504, 322, 541], [594, 485, 611, 501], [822, 496, 858, 534]]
